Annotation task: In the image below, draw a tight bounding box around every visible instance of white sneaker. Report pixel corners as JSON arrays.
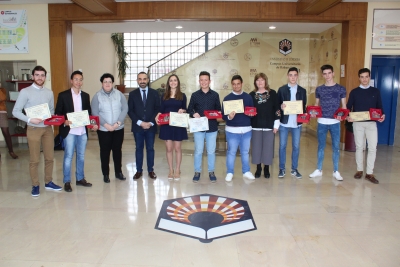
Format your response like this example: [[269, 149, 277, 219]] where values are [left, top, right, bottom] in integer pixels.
[[243, 171, 255, 180], [309, 169, 323, 178], [225, 173, 233, 182], [333, 171, 343, 181]]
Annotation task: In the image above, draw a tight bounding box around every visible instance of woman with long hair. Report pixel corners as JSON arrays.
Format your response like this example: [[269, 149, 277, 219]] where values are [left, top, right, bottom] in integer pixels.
[[155, 74, 187, 181], [249, 73, 280, 178]]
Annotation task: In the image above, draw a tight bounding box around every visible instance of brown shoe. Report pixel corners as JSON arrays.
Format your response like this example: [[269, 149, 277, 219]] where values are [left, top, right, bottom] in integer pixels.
[[76, 178, 92, 187], [365, 174, 379, 184], [354, 171, 363, 179], [133, 172, 143, 180], [149, 171, 157, 179], [64, 182, 72, 192]]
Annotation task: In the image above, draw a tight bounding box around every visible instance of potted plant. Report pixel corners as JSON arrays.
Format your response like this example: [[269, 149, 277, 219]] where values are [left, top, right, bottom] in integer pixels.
[[111, 33, 129, 93]]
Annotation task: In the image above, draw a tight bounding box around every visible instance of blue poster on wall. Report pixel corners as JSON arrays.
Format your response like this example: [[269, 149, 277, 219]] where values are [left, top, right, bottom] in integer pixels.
[[0, 10, 28, 53]]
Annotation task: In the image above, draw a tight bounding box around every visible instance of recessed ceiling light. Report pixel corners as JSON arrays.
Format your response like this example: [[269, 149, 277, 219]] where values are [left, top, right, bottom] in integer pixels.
[[176, 25, 183, 29], [269, 26, 276, 30]]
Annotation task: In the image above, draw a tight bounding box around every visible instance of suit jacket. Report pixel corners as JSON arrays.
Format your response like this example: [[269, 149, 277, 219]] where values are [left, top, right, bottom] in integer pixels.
[[55, 89, 92, 138], [128, 87, 160, 133]]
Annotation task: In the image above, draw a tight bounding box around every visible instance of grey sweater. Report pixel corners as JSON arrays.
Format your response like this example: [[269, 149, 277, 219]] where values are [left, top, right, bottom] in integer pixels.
[[12, 84, 54, 127]]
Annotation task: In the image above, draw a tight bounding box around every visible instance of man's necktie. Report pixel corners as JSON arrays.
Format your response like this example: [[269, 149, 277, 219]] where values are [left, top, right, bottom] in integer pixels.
[[142, 90, 147, 106]]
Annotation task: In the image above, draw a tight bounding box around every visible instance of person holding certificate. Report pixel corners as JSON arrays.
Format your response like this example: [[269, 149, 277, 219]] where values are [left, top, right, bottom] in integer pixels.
[[222, 75, 255, 182], [187, 71, 221, 183], [128, 72, 160, 180], [55, 70, 98, 192], [12, 65, 62, 196], [277, 67, 307, 179], [309, 65, 346, 181], [249, 73, 280, 178], [346, 68, 385, 184], [91, 73, 128, 183], [155, 74, 188, 181]]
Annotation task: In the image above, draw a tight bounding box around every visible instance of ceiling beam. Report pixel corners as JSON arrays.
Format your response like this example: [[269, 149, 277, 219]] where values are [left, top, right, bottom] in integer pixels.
[[71, 0, 116, 15], [296, 0, 342, 15]]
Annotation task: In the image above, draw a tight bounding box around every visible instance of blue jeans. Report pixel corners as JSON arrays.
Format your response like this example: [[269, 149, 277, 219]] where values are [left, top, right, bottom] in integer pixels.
[[63, 133, 87, 183], [317, 122, 340, 172], [279, 125, 302, 170], [133, 131, 155, 172], [226, 131, 252, 174], [193, 131, 218, 172]]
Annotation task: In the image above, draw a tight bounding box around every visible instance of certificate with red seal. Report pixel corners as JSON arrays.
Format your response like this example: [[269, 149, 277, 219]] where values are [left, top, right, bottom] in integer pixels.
[[244, 107, 257, 116], [306, 106, 322, 118], [44, 115, 65, 126], [369, 108, 382, 121], [297, 113, 310, 123], [157, 113, 170, 125], [87, 116, 99, 129], [333, 108, 350, 120], [204, 110, 222, 119]]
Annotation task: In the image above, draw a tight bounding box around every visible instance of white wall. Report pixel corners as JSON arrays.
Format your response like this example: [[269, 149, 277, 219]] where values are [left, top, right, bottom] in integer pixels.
[[364, 2, 400, 67], [72, 25, 117, 98], [0, 4, 51, 88]]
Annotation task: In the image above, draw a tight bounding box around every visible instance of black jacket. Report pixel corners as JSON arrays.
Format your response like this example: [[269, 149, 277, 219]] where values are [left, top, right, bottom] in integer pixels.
[[277, 84, 307, 125], [55, 89, 92, 139], [128, 87, 160, 133]]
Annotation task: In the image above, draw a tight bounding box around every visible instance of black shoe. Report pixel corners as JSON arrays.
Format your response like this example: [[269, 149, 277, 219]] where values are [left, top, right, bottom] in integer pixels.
[[264, 165, 270, 178], [103, 175, 110, 183], [255, 164, 262, 178], [64, 182, 72, 192], [115, 173, 126, 180]]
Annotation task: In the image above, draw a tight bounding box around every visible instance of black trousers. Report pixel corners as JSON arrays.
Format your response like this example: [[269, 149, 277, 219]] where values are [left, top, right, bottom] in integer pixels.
[[97, 128, 124, 175]]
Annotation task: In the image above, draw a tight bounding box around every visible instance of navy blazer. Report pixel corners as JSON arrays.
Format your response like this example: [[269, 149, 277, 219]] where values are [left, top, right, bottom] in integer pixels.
[[128, 87, 160, 133], [55, 89, 92, 138]]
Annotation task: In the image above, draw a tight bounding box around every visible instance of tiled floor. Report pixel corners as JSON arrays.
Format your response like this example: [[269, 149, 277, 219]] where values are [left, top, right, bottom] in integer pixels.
[[0, 131, 400, 267]]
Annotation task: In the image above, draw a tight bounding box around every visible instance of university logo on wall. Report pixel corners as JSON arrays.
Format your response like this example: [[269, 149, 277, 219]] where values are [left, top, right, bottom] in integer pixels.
[[155, 194, 257, 243], [230, 69, 238, 76], [181, 83, 186, 91], [212, 69, 217, 75], [334, 49, 338, 59], [230, 38, 239, 47], [244, 84, 251, 91], [223, 52, 229, 59], [223, 83, 229, 90], [198, 53, 207, 61], [250, 68, 258, 76], [250, 37, 260, 47], [279, 39, 292, 56], [244, 53, 252, 61]]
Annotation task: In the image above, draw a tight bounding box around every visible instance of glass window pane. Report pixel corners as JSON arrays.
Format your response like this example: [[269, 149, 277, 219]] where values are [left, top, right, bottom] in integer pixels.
[[137, 32, 143, 39]]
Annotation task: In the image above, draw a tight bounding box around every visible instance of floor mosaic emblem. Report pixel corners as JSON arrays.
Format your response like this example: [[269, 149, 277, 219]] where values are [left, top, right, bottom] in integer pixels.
[[155, 194, 257, 242]]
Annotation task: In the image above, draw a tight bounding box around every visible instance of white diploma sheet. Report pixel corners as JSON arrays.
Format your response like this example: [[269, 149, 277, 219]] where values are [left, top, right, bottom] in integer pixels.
[[25, 103, 51, 120], [67, 110, 90, 128], [223, 99, 244, 115]]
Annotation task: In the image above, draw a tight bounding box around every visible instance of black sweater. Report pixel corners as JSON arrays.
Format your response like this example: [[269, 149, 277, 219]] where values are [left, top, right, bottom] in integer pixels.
[[346, 86, 384, 119], [249, 89, 281, 129]]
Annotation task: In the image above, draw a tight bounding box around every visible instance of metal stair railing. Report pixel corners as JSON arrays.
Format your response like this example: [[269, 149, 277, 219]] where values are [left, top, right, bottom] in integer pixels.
[[147, 32, 210, 82]]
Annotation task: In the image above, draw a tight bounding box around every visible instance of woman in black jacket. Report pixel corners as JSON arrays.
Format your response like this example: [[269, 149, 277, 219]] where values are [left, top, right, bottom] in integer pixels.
[[249, 73, 281, 178]]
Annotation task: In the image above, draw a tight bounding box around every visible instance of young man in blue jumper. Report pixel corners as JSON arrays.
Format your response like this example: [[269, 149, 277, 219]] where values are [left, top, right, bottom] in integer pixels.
[[222, 75, 255, 182], [346, 68, 385, 184]]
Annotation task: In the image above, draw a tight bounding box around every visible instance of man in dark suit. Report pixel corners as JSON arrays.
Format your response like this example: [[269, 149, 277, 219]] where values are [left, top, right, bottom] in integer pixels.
[[128, 72, 160, 180], [55, 70, 98, 192]]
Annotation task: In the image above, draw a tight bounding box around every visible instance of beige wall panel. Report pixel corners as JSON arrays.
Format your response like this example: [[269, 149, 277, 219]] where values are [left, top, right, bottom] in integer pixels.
[[72, 25, 116, 98]]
